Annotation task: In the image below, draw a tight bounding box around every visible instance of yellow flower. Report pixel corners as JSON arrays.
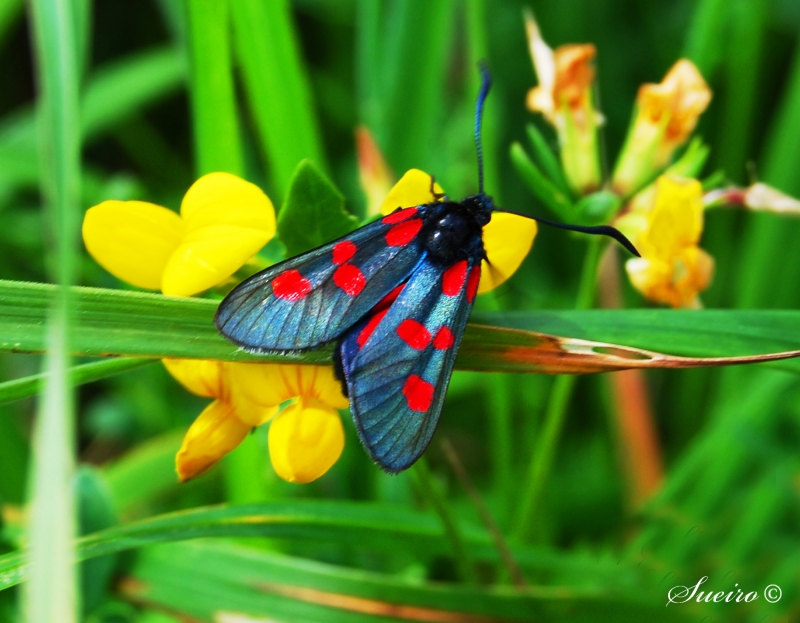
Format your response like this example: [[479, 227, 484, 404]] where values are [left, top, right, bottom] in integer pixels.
[[83, 172, 275, 296], [378, 169, 537, 294], [170, 361, 348, 483], [524, 10, 602, 194], [613, 60, 712, 196], [83, 173, 348, 484], [617, 176, 713, 308]]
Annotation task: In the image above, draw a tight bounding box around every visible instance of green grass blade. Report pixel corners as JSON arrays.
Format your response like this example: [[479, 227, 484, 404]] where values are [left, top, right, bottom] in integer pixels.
[[683, 0, 728, 77], [0, 357, 153, 406], [4, 281, 800, 373], [735, 40, 800, 309], [231, 0, 325, 197], [122, 540, 685, 623], [185, 0, 243, 176], [379, 0, 455, 176], [510, 142, 573, 219], [0, 47, 185, 191], [27, 0, 83, 618]]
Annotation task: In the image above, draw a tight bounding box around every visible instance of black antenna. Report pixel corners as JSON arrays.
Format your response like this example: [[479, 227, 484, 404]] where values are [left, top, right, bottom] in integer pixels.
[[475, 62, 491, 195], [498, 208, 640, 257]]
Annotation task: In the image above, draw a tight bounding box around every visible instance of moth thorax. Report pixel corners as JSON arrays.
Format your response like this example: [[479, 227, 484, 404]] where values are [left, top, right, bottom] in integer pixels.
[[426, 212, 472, 261]]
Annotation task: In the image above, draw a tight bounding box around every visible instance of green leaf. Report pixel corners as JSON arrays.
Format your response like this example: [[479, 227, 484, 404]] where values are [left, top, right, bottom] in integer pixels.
[[102, 430, 185, 513], [526, 123, 572, 198], [378, 0, 456, 178], [27, 0, 83, 618], [121, 540, 686, 623], [184, 0, 243, 176], [573, 190, 622, 225], [510, 142, 573, 219], [0, 358, 153, 406], [277, 159, 357, 257], [76, 467, 118, 613], [231, 0, 325, 197], [4, 281, 800, 374]]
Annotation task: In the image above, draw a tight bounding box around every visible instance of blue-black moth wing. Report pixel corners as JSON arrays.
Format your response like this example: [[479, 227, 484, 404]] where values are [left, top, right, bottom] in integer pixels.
[[215, 206, 430, 352], [339, 256, 481, 472]]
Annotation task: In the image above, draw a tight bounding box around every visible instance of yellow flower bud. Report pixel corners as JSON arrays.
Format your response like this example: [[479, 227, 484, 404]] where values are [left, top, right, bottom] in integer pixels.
[[525, 11, 602, 194], [176, 399, 251, 482], [268, 398, 345, 483], [613, 60, 711, 196]]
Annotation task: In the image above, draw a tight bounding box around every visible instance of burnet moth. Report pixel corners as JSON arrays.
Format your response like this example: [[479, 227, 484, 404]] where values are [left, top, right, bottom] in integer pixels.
[[215, 66, 638, 473]]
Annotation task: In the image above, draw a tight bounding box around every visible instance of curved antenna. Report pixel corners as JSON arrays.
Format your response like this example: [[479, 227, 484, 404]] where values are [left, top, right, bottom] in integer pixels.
[[475, 62, 491, 195], [498, 208, 641, 257]]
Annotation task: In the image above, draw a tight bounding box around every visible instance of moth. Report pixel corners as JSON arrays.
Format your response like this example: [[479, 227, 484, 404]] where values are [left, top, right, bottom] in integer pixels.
[[215, 67, 637, 473]]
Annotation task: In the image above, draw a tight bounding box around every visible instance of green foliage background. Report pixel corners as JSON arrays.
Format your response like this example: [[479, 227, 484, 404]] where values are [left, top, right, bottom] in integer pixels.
[[0, 0, 799, 621]]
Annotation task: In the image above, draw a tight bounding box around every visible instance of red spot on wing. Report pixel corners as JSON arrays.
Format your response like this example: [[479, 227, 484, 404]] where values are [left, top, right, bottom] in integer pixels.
[[442, 260, 467, 296], [403, 375, 434, 412], [332, 240, 357, 265], [382, 207, 418, 224], [385, 219, 423, 247], [373, 283, 406, 313], [333, 264, 366, 296], [357, 309, 389, 349], [466, 265, 481, 302], [433, 326, 455, 350], [272, 269, 312, 301], [397, 319, 431, 350]]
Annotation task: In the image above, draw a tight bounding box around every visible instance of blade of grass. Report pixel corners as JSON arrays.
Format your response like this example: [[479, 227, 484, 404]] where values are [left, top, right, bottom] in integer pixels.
[[379, 0, 456, 176], [514, 237, 602, 542], [0, 357, 153, 406], [231, 0, 325, 198], [184, 0, 243, 176], [0, 0, 23, 47], [411, 458, 478, 584], [683, 0, 729, 77], [27, 0, 83, 619], [6, 281, 800, 373], [122, 540, 683, 623]]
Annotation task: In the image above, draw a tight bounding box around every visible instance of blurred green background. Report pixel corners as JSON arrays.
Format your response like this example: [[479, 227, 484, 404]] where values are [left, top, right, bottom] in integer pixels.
[[1, 0, 799, 621]]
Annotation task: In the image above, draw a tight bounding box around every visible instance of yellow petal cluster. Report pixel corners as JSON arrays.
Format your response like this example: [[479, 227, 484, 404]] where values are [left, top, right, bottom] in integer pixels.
[[83, 172, 276, 296], [172, 360, 347, 483], [379, 169, 536, 293], [524, 11, 601, 194], [613, 61, 711, 196], [618, 176, 713, 308], [83, 173, 347, 484]]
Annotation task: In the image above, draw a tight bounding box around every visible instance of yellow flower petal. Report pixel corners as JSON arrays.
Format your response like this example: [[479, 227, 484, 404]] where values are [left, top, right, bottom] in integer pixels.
[[379, 169, 444, 216], [176, 399, 251, 482], [161, 224, 271, 296], [82, 200, 183, 290], [623, 175, 713, 308], [478, 212, 537, 294], [162, 358, 224, 398], [226, 364, 349, 411], [181, 172, 276, 237], [638, 176, 703, 260], [268, 398, 345, 483], [613, 60, 711, 195], [626, 248, 713, 308]]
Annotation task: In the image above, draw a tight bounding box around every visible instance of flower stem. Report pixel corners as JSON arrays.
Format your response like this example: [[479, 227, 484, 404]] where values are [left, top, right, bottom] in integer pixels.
[[514, 237, 603, 541], [411, 457, 478, 584]]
